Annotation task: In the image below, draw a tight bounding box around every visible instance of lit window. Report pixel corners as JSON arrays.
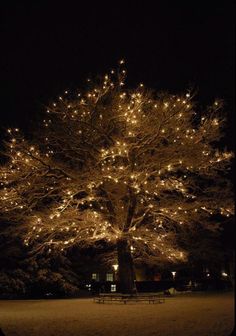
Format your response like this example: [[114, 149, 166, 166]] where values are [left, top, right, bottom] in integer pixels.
[[111, 284, 116, 292], [106, 273, 113, 281], [92, 273, 99, 281]]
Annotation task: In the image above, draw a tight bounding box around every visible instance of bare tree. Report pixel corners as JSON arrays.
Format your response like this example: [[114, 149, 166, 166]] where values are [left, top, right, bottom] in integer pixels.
[[0, 63, 234, 293]]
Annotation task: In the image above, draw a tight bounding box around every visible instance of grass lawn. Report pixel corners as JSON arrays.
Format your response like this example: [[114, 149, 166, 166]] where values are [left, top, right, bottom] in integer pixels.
[[0, 291, 234, 336]]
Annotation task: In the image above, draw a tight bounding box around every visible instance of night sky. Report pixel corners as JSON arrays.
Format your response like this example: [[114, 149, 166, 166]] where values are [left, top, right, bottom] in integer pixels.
[[0, 2, 235, 147]]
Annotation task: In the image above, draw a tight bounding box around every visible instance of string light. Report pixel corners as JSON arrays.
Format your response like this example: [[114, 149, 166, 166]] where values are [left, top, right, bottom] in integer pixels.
[[0, 64, 233, 264]]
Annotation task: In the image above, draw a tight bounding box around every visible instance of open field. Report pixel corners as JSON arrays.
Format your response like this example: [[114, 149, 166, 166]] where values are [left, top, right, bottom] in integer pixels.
[[0, 292, 234, 336]]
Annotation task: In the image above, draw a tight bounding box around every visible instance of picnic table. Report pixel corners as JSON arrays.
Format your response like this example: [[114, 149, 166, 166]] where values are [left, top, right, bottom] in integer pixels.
[[94, 293, 166, 304]]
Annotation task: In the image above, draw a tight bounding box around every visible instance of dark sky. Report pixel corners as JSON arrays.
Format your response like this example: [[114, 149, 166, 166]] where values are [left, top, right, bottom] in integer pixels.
[[0, 1, 235, 146]]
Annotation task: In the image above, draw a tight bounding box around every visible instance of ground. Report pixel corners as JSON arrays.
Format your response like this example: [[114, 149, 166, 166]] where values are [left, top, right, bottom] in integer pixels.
[[0, 292, 234, 336]]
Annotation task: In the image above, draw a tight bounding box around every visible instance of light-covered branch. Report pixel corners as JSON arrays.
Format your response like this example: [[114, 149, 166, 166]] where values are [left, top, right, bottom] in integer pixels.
[[0, 63, 234, 265]]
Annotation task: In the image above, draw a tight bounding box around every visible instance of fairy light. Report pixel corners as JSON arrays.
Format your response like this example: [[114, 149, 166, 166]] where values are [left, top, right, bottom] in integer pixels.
[[0, 63, 233, 266]]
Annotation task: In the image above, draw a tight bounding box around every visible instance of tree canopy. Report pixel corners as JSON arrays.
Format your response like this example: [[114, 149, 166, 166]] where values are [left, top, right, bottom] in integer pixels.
[[0, 63, 234, 269]]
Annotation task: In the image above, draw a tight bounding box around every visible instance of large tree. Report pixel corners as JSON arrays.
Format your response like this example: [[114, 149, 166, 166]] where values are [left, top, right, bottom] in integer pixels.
[[0, 64, 234, 293]]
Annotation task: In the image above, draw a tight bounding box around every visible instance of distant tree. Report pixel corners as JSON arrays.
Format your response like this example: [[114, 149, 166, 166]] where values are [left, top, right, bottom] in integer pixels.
[[0, 62, 234, 293]]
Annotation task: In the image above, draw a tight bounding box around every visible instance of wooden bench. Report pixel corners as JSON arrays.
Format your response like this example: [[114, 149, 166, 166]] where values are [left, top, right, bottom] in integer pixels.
[[94, 294, 166, 304]]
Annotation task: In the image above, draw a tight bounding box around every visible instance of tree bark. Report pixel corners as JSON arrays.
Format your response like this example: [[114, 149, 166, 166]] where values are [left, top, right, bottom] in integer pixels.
[[117, 238, 137, 294]]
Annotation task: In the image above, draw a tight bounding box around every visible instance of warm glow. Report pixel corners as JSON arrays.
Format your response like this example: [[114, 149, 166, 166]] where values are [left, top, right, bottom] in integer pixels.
[[112, 264, 119, 271], [0, 64, 234, 266]]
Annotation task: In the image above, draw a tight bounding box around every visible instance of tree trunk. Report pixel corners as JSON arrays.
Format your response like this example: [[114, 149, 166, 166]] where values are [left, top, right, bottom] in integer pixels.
[[117, 238, 137, 294]]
